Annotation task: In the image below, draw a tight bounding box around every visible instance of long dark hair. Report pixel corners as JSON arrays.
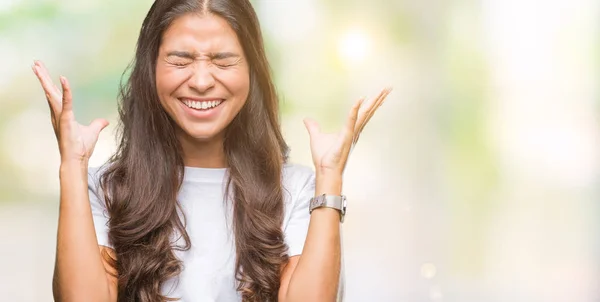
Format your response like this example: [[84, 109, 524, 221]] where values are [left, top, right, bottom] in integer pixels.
[[99, 0, 290, 301]]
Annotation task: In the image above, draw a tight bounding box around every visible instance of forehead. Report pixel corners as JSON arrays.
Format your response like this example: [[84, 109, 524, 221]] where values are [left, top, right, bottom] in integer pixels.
[[160, 13, 242, 53]]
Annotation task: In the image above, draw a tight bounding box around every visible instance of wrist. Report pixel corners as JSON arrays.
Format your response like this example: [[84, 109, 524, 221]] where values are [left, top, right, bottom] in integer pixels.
[[60, 160, 88, 177], [315, 173, 342, 195]]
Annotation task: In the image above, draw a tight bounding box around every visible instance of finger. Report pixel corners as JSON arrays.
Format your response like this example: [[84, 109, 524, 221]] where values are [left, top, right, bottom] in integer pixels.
[[351, 93, 381, 146], [49, 113, 59, 139], [361, 88, 391, 126], [90, 118, 110, 135], [336, 97, 364, 160], [33, 61, 62, 100], [354, 95, 376, 131], [60, 76, 73, 113], [353, 88, 392, 145], [47, 101, 57, 126], [32, 62, 62, 115], [35, 61, 61, 96], [353, 89, 389, 145], [303, 118, 321, 138], [361, 88, 390, 125], [356, 88, 391, 136], [345, 97, 365, 136], [354, 88, 390, 130]]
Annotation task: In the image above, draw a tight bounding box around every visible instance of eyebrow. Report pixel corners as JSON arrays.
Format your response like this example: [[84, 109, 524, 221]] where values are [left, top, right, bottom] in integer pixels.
[[166, 51, 240, 60]]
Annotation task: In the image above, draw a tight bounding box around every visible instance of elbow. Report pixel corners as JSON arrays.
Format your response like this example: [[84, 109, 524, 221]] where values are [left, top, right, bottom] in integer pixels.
[[52, 270, 62, 302], [281, 289, 337, 302], [51, 278, 115, 302]]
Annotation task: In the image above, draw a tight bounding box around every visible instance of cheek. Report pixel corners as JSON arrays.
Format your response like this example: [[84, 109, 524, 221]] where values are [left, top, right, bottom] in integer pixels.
[[155, 65, 166, 92], [156, 65, 184, 99], [226, 68, 250, 101]]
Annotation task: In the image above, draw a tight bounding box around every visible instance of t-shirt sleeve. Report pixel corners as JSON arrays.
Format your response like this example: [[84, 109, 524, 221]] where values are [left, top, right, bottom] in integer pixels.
[[88, 167, 113, 248], [284, 169, 316, 257]]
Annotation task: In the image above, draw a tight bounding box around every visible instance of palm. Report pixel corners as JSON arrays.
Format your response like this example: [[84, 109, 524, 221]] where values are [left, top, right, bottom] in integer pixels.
[[60, 114, 102, 160], [304, 88, 392, 175], [307, 131, 346, 173], [79, 124, 103, 158]]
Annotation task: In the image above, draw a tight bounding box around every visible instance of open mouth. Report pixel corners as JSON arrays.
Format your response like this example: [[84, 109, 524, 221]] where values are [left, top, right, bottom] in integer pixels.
[[180, 98, 225, 111]]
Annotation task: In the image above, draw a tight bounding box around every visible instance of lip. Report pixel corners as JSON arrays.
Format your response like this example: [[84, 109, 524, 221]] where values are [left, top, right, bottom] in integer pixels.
[[178, 97, 225, 119], [180, 96, 224, 102]]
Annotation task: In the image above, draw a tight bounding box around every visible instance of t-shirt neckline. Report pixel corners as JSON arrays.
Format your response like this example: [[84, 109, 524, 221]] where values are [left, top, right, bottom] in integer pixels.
[[183, 166, 228, 182]]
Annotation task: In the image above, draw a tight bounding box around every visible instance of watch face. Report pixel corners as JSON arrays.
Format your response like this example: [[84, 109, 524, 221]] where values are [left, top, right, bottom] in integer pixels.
[[310, 194, 325, 212], [316, 195, 325, 207]]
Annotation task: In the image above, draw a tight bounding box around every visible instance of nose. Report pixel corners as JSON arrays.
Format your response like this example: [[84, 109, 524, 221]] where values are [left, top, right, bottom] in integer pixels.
[[188, 62, 215, 93]]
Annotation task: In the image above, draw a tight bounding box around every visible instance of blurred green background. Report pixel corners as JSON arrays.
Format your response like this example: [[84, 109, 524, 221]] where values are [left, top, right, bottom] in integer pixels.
[[0, 0, 598, 301]]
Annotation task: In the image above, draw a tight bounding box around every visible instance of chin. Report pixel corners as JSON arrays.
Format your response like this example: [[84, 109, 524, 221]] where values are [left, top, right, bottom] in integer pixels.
[[180, 124, 224, 142]]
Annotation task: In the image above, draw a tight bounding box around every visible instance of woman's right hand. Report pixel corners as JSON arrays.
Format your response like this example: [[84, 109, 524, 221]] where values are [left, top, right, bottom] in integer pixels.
[[32, 60, 109, 165]]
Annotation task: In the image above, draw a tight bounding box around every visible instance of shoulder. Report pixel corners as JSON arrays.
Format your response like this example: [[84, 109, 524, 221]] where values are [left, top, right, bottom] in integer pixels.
[[87, 163, 113, 200], [88, 165, 105, 180], [88, 164, 110, 186], [282, 163, 315, 192], [281, 163, 316, 213], [281, 164, 316, 240]]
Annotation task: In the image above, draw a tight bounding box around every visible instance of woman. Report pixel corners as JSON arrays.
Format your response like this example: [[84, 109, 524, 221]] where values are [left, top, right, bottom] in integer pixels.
[[32, 0, 390, 301]]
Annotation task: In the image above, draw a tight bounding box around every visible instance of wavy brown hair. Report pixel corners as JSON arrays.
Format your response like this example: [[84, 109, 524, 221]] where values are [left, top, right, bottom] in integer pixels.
[[99, 0, 290, 301]]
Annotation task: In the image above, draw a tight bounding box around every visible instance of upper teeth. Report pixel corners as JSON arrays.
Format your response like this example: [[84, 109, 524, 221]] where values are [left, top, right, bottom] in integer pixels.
[[182, 99, 223, 110]]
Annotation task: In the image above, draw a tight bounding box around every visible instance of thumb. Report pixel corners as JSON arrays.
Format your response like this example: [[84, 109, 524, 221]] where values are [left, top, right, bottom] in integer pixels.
[[303, 118, 320, 137], [89, 118, 109, 136]]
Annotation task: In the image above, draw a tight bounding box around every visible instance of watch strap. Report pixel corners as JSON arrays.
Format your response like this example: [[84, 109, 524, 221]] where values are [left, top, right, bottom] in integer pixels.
[[309, 194, 347, 222]]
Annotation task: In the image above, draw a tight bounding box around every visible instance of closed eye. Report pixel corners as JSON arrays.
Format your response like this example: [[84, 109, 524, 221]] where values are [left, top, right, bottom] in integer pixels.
[[215, 62, 235, 68], [171, 61, 190, 67], [165, 58, 192, 67], [165, 51, 195, 67], [213, 58, 241, 68]]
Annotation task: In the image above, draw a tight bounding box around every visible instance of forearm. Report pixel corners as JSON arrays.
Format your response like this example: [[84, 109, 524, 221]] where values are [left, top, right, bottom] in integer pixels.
[[54, 161, 112, 301], [285, 173, 343, 302]]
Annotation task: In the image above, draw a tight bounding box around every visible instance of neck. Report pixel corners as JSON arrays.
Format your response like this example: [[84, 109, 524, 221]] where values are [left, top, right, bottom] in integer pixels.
[[177, 130, 227, 168]]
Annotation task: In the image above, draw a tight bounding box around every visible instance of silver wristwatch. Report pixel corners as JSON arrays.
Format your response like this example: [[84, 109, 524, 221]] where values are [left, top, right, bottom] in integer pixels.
[[309, 194, 347, 223]]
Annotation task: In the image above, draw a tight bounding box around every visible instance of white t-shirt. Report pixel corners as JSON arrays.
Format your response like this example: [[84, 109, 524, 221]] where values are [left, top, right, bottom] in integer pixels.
[[87, 163, 317, 301]]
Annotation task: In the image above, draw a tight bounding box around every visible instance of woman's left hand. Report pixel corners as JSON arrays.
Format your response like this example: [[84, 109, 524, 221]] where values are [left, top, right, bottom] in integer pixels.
[[304, 87, 392, 177]]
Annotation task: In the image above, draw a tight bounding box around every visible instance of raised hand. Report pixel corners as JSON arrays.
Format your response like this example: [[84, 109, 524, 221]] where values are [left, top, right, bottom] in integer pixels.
[[303, 87, 392, 176], [32, 60, 109, 164]]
